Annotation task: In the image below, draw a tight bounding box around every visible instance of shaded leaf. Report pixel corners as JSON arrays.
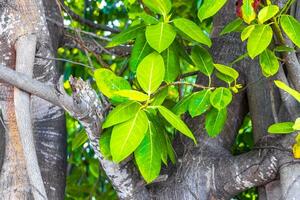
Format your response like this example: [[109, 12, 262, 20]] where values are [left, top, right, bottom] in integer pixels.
[[205, 108, 227, 137]]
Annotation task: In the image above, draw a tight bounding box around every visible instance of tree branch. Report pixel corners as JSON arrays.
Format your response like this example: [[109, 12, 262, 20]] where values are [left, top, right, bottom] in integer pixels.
[[0, 64, 150, 200], [58, 0, 120, 33]]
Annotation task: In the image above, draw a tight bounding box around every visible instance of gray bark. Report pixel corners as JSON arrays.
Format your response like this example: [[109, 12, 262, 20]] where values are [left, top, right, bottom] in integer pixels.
[[1, 0, 300, 200]]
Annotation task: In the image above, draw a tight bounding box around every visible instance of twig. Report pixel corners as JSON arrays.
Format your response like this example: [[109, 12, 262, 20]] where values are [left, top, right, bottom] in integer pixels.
[[35, 55, 93, 69]]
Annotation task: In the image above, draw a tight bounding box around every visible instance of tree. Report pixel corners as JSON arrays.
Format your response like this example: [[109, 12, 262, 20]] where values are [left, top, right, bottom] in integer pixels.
[[0, 0, 300, 199]]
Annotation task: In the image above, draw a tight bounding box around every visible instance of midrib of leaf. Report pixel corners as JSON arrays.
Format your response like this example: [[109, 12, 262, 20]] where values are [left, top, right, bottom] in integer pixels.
[[265, 51, 272, 73], [211, 110, 223, 134], [286, 17, 297, 38], [148, 61, 154, 95], [148, 122, 154, 176], [119, 111, 140, 155], [196, 91, 210, 110], [255, 26, 266, 53], [166, 48, 170, 79], [159, 23, 164, 51], [136, 41, 148, 65], [217, 88, 224, 108], [198, 52, 210, 75]]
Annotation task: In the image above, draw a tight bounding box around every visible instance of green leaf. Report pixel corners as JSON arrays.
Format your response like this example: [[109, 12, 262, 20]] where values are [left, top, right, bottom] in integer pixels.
[[99, 128, 112, 159], [205, 108, 227, 137], [165, 133, 176, 164], [258, 5, 279, 24], [210, 87, 232, 110], [157, 106, 196, 143], [214, 64, 239, 80], [293, 118, 300, 131], [140, 12, 159, 25], [142, 0, 172, 16], [94, 68, 131, 98], [107, 25, 145, 47], [173, 18, 212, 47], [162, 45, 180, 83], [280, 15, 300, 48], [103, 101, 141, 128], [172, 94, 193, 115], [110, 110, 148, 163], [151, 88, 168, 106], [137, 52, 165, 94], [268, 122, 295, 134], [216, 72, 235, 84], [274, 45, 295, 52], [190, 46, 214, 76], [129, 31, 152, 72], [146, 22, 176, 53], [197, 0, 227, 21], [241, 0, 257, 24], [135, 121, 161, 183], [114, 90, 149, 102], [247, 24, 273, 59], [188, 90, 212, 117], [274, 80, 300, 102], [220, 18, 244, 35], [259, 49, 279, 77], [241, 25, 255, 41], [72, 130, 88, 151]]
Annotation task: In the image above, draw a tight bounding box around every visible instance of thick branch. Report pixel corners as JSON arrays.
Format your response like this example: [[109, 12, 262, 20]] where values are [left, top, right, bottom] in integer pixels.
[[0, 64, 149, 200]]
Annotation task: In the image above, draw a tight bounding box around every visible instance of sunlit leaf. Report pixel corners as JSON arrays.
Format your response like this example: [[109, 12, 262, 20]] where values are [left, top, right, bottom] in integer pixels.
[[247, 24, 273, 59], [205, 108, 227, 137], [190, 46, 214, 76], [135, 121, 161, 183], [241, 25, 255, 41], [214, 64, 239, 80], [99, 128, 112, 159], [173, 18, 212, 47], [210, 87, 232, 110], [137, 52, 165, 94], [146, 22, 176, 53], [162, 45, 180, 83], [103, 101, 141, 128], [220, 18, 244, 35], [258, 5, 279, 24], [111, 110, 148, 163], [157, 106, 196, 143], [259, 49, 279, 77], [280, 15, 300, 48], [114, 90, 149, 102], [142, 0, 172, 16], [107, 24, 145, 47], [188, 90, 212, 117], [129, 31, 152, 72], [268, 122, 295, 134], [274, 80, 300, 102], [197, 0, 227, 21]]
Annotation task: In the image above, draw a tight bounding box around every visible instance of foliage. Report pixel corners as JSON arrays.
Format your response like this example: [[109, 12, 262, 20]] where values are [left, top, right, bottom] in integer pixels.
[[60, 0, 300, 198]]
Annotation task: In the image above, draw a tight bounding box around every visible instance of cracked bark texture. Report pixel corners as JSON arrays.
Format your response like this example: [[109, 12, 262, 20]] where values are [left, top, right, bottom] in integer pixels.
[[1, 0, 300, 199], [0, 0, 66, 199]]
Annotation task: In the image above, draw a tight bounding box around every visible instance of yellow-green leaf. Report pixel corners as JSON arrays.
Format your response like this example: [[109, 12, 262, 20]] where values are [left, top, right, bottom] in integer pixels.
[[293, 118, 300, 131], [205, 108, 227, 137], [210, 87, 232, 110], [146, 22, 176, 53], [247, 24, 273, 59], [173, 18, 212, 47], [135, 121, 161, 183], [259, 49, 279, 77], [280, 15, 300, 48], [220, 18, 244, 36], [268, 122, 295, 134], [258, 5, 279, 24], [190, 46, 214, 76], [137, 52, 165, 94], [214, 64, 239, 80], [142, 0, 172, 16], [274, 80, 300, 102], [241, 25, 255, 41], [198, 0, 227, 21], [114, 90, 149, 102], [110, 110, 148, 163], [241, 0, 257, 24], [103, 101, 141, 128], [157, 106, 196, 143]]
